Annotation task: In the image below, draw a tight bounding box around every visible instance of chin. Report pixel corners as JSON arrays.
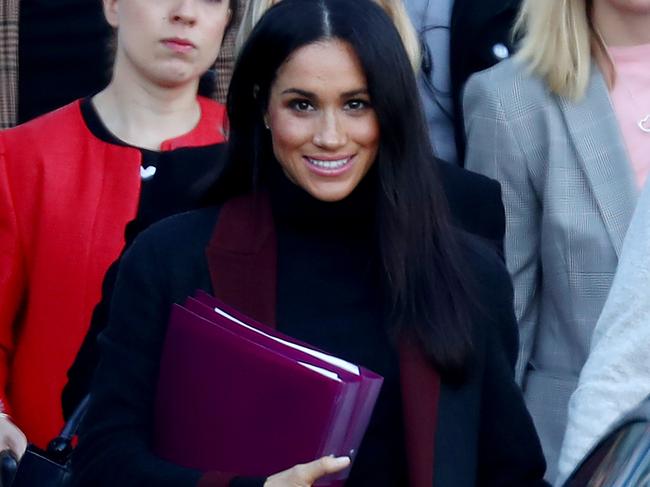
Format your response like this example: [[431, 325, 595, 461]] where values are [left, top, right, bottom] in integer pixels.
[[153, 65, 200, 87], [305, 182, 358, 202]]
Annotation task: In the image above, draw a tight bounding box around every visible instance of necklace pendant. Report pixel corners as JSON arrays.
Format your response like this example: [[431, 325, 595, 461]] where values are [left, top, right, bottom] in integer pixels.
[[639, 115, 650, 134]]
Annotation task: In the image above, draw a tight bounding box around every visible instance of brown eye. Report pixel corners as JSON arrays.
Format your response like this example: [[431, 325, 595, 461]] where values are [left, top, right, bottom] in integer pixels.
[[289, 99, 315, 112], [344, 99, 370, 111]]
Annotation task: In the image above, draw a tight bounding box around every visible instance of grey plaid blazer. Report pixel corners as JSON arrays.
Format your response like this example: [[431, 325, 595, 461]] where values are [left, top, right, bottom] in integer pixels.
[[0, 0, 18, 129], [463, 58, 638, 481]]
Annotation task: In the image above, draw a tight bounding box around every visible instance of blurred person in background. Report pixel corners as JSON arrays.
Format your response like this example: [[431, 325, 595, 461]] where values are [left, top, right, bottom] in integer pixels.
[[0, 0, 235, 457], [558, 179, 650, 483], [0, 0, 239, 130], [403, 0, 521, 165], [464, 0, 650, 479]]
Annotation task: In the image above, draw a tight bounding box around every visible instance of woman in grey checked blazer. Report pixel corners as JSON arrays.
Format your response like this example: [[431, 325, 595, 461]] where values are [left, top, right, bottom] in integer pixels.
[[464, 0, 650, 482]]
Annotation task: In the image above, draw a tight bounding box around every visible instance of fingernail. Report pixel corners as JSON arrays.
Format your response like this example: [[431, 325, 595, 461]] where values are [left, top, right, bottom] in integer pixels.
[[332, 456, 350, 467]]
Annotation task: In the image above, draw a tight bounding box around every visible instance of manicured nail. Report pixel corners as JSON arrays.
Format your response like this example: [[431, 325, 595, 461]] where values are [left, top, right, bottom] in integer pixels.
[[332, 456, 350, 467]]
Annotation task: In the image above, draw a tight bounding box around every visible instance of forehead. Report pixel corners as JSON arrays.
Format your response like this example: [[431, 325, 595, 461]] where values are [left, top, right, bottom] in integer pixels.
[[272, 39, 368, 94]]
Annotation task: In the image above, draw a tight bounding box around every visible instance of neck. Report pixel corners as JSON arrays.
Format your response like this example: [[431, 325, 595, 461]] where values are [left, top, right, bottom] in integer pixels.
[[92, 59, 201, 150], [593, 1, 650, 47]]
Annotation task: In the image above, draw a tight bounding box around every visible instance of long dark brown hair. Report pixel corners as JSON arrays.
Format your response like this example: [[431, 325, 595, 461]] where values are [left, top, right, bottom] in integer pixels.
[[210, 0, 476, 379]]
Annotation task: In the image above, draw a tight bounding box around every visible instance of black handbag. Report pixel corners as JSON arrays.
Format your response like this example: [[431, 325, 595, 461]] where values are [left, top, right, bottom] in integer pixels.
[[0, 396, 89, 487]]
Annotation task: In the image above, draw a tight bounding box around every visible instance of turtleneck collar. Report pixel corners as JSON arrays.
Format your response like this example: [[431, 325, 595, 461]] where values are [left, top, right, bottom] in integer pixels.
[[268, 161, 379, 234]]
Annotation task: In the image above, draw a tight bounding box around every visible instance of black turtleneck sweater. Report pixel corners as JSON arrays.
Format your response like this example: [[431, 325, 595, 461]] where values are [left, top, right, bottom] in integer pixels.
[[272, 168, 408, 486], [72, 169, 408, 486]]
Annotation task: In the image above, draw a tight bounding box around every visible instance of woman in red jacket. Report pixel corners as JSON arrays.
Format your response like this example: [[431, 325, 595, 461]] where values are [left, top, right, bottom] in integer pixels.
[[0, 0, 235, 455]]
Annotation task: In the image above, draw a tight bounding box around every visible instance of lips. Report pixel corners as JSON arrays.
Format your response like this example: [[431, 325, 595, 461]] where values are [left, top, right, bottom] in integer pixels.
[[304, 155, 355, 176], [162, 38, 196, 53]]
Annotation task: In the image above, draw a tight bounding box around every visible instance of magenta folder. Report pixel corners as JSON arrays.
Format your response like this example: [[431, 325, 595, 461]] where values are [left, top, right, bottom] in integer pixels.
[[153, 292, 383, 485]]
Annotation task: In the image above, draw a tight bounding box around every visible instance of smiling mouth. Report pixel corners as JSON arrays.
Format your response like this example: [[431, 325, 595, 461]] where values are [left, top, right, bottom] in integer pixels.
[[306, 157, 352, 170]]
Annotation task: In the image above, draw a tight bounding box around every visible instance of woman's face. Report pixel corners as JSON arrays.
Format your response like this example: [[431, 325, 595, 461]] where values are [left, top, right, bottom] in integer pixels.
[[265, 40, 380, 202], [104, 0, 231, 88]]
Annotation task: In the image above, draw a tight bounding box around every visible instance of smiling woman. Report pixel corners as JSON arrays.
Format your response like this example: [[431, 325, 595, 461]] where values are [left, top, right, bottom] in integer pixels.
[[266, 40, 379, 202], [70, 0, 548, 486], [0, 0, 237, 458]]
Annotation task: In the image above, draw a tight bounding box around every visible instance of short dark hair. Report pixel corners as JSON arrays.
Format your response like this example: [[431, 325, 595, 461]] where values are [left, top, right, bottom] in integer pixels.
[[213, 0, 475, 379]]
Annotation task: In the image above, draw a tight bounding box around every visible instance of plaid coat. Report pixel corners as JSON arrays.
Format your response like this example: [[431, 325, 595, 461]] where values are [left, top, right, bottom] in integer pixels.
[[0, 0, 18, 129], [464, 58, 638, 481], [213, 0, 245, 103]]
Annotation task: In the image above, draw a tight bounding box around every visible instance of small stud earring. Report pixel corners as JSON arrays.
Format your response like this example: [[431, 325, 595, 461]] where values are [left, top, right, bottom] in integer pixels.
[[264, 119, 270, 130]]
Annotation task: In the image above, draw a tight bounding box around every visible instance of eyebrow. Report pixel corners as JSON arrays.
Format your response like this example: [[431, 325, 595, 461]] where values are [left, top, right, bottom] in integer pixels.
[[280, 88, 369, 98]]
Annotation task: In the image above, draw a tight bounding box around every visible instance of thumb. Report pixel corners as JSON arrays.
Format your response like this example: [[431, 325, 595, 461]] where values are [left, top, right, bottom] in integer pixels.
[[300, 456, 350, 484]]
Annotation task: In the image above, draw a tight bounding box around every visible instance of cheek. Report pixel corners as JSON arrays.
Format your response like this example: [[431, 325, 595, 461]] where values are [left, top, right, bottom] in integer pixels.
[[269, 114, 314, 161], [197, 22, 228, 64], [351, 119, 380, 151], [610, 0, 650, 12]]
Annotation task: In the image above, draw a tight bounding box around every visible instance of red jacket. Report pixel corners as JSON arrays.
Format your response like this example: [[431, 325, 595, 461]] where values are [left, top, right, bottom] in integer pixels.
[[0, 97, 226, 446]]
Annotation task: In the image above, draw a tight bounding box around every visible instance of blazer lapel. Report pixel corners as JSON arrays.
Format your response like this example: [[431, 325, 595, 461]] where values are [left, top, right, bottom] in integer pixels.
[[558, 66, 637, 256], [206, 192, 441, 486]]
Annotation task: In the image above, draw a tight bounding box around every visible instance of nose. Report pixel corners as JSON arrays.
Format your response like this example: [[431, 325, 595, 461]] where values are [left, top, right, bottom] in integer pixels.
[[170, 0, 198, 26], [313, 111, 347, 150]]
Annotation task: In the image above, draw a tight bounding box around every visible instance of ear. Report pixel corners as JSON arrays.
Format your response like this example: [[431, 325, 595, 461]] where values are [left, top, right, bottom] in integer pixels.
[[102, 0, 120, 28]]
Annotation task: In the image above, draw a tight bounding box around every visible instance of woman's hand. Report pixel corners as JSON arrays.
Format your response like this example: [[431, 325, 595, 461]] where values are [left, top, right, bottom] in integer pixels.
[[264, 456, 350, 487], [0, 414, 27, 460]]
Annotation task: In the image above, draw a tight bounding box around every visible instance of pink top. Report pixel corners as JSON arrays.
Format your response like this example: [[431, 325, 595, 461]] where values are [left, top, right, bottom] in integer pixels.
[[608, 43, 650, 189]]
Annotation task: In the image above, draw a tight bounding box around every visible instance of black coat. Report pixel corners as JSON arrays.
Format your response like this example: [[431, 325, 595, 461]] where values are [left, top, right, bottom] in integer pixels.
[[71, 193, 546, 486], [62, 157, 505, 420]]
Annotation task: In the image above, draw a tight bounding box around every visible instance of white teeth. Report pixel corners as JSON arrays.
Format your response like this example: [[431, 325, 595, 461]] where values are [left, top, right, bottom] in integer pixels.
[[307, 158, 350, 169]]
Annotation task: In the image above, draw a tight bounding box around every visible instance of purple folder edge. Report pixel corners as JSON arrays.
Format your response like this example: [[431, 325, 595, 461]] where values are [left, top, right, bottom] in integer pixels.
[[182, 297, 361, 468], [155, 304, 358, 478], [191, 291, 383, 485]]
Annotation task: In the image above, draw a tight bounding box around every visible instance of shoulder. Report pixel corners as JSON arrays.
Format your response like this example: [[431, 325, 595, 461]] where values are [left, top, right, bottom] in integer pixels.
[[464, 58, 550, 116], [197, 96, 227, 141], [438, 161, 501, 201], [458, 231, 511, 296], [197, 96, 226, 120], [126, 206, 221, 269], [0, 100, 100, 190], [437, 161, 504, 245], [0, 100, 96, 170], [1, 100, 84, 142], [456, 231, 518, 366]]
